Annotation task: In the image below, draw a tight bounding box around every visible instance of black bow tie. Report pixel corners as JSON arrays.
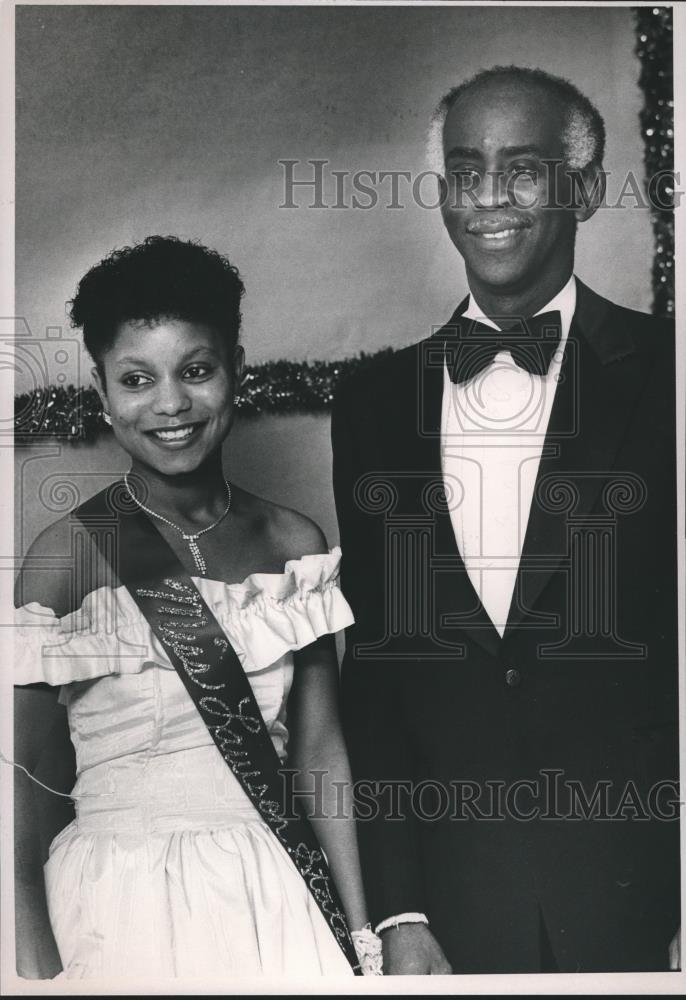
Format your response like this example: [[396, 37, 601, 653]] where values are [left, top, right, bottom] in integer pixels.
[[446, 310, 562, 384]]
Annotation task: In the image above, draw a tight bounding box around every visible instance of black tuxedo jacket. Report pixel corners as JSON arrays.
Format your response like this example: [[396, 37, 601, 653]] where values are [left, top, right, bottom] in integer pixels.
[[332, 281, 679, 973]]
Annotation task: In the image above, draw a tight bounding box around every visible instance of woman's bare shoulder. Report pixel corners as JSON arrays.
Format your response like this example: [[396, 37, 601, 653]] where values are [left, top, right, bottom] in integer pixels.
[[15, 513, 114, 615], [232, 485, 328, 568]]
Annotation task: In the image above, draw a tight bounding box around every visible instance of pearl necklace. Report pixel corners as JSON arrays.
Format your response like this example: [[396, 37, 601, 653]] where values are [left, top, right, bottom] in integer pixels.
[[123, 471, 232, 576]]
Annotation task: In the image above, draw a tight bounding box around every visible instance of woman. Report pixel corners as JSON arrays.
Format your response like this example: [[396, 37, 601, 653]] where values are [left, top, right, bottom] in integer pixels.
[[14, 236, 380, 979]]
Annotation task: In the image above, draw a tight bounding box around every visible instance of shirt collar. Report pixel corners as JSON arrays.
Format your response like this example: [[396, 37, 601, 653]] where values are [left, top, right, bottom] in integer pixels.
[[463, 274, 576, 345]]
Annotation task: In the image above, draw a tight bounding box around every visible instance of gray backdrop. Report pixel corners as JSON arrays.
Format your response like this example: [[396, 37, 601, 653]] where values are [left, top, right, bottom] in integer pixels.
[[15, 3, 654, 553]]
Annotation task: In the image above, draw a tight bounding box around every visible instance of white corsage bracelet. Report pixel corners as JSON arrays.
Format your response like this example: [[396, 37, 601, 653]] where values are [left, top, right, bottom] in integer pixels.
[[352, 924, 383, 975]]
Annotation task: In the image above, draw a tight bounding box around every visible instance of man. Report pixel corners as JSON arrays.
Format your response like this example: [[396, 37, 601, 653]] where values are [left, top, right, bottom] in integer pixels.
[[332, 66, 679, 973]]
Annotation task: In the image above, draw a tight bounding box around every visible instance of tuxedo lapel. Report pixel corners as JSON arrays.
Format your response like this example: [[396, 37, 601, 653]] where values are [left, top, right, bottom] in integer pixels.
[[403, 305, 502, 658], [505, 281, 649, 634]]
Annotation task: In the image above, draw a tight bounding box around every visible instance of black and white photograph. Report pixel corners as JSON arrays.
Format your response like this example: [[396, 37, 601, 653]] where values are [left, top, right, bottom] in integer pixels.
[[1, 0, 684, 993]]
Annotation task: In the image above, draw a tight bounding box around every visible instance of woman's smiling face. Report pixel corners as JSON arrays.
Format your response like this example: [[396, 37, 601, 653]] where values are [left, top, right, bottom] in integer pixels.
[[95, 317, 241, 477]]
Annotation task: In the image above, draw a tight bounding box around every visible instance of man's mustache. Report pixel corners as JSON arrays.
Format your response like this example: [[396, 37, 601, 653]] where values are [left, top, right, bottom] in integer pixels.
[[466, 216, 534, 233]]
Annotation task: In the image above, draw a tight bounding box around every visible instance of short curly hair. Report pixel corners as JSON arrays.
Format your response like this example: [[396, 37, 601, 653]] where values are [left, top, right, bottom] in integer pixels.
[[427, 65, 606, 175], [69, 235, 245, 373]]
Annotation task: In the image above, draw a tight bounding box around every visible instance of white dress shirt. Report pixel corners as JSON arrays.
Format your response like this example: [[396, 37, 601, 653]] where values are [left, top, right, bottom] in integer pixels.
[[440, 275, 576, 636]]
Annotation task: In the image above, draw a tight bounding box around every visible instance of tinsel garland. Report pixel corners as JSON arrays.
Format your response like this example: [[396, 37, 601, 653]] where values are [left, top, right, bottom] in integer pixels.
[[633, 5, 674, 317], [13, 353, 392, 443]]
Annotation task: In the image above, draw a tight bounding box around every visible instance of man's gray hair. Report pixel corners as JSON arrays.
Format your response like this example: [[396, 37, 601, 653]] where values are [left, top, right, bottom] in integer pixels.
[[427, 65, 606, 176]]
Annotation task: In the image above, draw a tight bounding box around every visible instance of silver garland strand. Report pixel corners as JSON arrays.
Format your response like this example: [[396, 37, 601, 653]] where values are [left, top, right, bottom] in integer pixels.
[[14, 353, 394, 442]]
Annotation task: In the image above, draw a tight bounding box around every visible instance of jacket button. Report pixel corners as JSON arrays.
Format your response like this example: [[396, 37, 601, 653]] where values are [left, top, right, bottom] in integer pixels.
[[505, 668, 521, 687]]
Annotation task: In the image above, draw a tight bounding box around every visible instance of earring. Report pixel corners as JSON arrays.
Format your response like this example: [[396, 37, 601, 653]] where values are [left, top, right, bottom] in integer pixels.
[[102, 411, 112, 426], [233, 395, 240, 405]]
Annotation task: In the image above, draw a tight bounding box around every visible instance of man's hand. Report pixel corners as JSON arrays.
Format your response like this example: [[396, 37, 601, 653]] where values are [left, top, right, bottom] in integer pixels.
[[669, 926, 681, 970], [381, 922, 452, 975]]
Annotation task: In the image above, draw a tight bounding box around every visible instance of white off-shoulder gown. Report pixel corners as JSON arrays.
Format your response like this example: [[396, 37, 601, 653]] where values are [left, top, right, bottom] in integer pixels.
[[14, 549, 355, 980]]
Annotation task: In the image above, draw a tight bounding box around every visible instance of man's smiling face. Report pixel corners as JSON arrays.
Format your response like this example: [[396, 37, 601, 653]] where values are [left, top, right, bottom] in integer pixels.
[[441, 78, 579, 305]]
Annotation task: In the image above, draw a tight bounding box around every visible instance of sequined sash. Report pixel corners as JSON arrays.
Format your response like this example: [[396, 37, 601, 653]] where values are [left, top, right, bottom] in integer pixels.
[[75, 482, 360, 973]]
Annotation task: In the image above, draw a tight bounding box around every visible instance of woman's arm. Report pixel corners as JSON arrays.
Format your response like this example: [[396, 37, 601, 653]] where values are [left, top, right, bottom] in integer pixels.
[[288, 633, 368, 932], [14, 686, 67, 979], [13, 515, 82, 978]]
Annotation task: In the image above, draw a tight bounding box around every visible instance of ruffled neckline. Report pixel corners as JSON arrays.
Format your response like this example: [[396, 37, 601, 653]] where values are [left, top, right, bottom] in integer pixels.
[[14, 547, 353, 686], [17, 547, 343, 624], [193, 547, 344, 606]]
